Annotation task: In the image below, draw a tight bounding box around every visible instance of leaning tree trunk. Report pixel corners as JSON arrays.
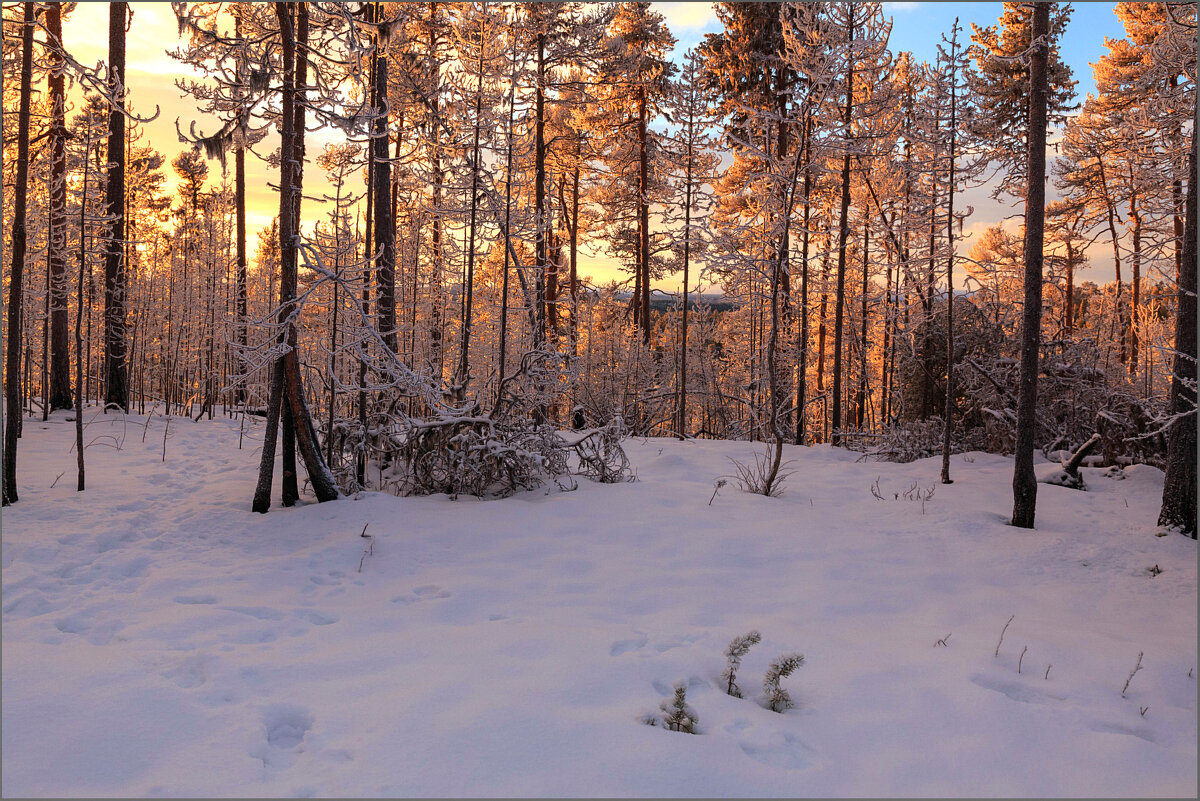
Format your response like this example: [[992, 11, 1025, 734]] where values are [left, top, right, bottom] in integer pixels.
[[1158, 134, 1197, 537], [3, 2, 34, 506], [103, 1, 129, 412], [252, 2, 338, 513], [1011, 2, 1050, 530]]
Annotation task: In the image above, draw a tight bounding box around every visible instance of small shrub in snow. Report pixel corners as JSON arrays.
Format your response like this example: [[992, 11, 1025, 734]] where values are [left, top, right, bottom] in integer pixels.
[[994, 614, 1014, 658], [721, 630, 761, 698], [1121, 651, 1144, 697], [569, 416, 635, 484], [729, 449, 794, 497], [659, 683, 699, 733], [763, 653, 805, 712]]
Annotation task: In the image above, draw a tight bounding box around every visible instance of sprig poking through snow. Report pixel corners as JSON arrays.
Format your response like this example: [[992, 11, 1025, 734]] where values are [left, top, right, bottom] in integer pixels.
[[763, 653, 805, 712], [722, 630, 761, 698]]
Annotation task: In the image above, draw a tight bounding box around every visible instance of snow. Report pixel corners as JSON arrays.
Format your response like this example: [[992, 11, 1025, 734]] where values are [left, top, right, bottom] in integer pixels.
[[3, 409, 1196, 797]]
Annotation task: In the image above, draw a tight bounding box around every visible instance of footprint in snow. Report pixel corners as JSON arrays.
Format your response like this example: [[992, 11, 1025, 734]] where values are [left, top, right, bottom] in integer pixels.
[[610, 637, 649, 656], [1088, 720, 1155, 743], [221, 606, 285, 621], [264, 704, 314, 749], [294, 609, 339, 626], [174, 594, 218, 605], [970, 673, 1066, 705], [391, 585, 451, 605], [739, 732, 817, 771]]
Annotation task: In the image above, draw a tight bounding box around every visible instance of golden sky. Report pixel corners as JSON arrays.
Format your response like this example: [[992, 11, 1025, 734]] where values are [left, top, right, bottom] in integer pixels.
[[58, 2, 1122, 293]]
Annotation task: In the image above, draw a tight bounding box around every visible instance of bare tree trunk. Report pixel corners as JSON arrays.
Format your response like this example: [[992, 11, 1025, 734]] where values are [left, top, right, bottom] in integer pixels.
[[534, 28, 549, 349], [1128, 190, 1142, 380], [1011, 2, 1050, 530], [103, 2, 128, 412], [941, 41, 958, 485], [795, 116, 812, 445], [253, 2, 337, 512], [456, 17, 485, 395], [1158, 128, 1196, 537], [831, 16, 855, 448], [371, 2, 397, 354], [638, 84, 651, 347], [47, 3, 72, 411], [3, 2, 34, 505]]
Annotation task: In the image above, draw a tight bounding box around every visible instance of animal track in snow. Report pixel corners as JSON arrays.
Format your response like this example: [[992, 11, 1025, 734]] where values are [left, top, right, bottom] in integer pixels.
[[610, 637, 649, 656], [173, 594, 217, 605], [264, 704, 314, 749], [739, 731, 816, 770], [294, 609, 339, 626], [1088, 720, 1155, 743], [391, 585, 451, 605], [970, 673, 1066, 705]]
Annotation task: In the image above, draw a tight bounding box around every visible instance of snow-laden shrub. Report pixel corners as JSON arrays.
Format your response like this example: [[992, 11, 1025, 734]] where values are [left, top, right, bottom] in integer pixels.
[[863, 418, 945, 463], [763, 653, 805, 712], [395, 415, 568, 499], [722, 630, 761, 698], [566, 415, 635, 484], [658, 683, 699, 733]]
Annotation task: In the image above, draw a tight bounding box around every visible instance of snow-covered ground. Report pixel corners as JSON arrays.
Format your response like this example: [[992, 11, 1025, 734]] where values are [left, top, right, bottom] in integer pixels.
[[3, 409, 1196, 797]]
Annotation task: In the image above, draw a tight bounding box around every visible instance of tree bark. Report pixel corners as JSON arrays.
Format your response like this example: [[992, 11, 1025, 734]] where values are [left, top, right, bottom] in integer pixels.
[[1158, 130, 1197, 537], [1011, 2, 1050, 529], [638, 84, 652, 347], [253, 2, 338, 512], [47, 3, 72, 411], [830, 15, 855, 447], [103, 2, 129, 412], [371, 2, 397, 354], [3, 2, 34, 505], [941, 35, 958, 485]]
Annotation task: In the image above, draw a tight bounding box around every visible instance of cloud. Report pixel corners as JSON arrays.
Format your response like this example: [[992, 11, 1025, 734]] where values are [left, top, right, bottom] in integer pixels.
[[883, 2, 920, 12]]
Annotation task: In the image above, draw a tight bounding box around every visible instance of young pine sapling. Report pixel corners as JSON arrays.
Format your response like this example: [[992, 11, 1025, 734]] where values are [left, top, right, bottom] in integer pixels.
[[722, 630, 762, 698], [763, 653, 805, 712], [660, 682, 699, 733]]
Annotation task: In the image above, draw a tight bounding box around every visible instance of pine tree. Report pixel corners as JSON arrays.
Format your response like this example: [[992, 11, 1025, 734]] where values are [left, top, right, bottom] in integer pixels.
[[659, 682, 698, 733], [1011, 2, 1053, 530], [3, 2, 34, 506], [763, 652, 804, 712], [721, 630, 761, 698]]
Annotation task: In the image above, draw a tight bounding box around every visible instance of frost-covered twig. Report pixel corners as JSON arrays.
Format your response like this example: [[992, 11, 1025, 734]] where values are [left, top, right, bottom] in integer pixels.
[[1122, 651, 1144, 697], [995, 615, 1014, 658], [722, 630, 761, 698], [763, 653, 805, 712]]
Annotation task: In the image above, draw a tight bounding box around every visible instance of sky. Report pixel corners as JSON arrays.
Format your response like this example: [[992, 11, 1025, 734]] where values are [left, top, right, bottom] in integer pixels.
[[58, 2, 1130, 293]]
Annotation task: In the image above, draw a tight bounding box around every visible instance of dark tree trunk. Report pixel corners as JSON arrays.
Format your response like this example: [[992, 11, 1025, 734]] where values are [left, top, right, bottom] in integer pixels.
[[47, 3, 72, 411], [3, 2, 34, 505], [1128, 192, 1141, 379], [638, 84, 651, 347], [253, 2, 337, 513], [1158, 132, 1197, 537], [831, 17, 855, 447], [942, 42, 958, 485], [234, 14, 248, 408], [371, 2, 397, 353], [456, 15, 485, 394], [795, 116, 812, 446], [857, 215, 869, 431], [534, 28, 548, 348], [1011, 2, 1050, 529], [103, 2, 129, 412]]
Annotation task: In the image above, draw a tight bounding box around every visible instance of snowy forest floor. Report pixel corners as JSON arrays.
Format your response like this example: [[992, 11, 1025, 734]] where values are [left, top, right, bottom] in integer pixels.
[[2, 408, 1196, 798]]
